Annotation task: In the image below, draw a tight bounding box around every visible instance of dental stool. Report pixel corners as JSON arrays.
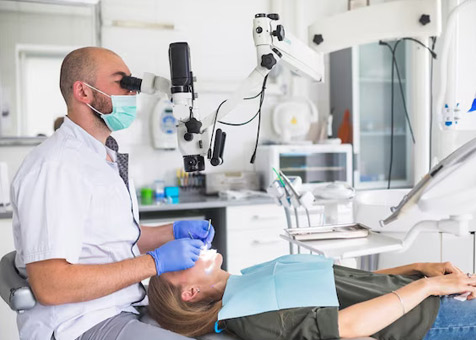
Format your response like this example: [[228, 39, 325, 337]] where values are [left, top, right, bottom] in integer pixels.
[[0, 251, 373, 340], [0, 251, 35, 312]]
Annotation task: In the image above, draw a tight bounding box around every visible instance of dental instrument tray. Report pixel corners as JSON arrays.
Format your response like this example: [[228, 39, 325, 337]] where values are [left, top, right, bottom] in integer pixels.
[[285, 223, 370, 241]]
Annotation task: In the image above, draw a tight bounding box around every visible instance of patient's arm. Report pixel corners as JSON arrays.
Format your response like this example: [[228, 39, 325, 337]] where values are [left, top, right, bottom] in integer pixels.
[[374, 261, 463, 277], [26, 255, 156, 306], [338, 272, 476, 338], [373, 263, 421, 276]]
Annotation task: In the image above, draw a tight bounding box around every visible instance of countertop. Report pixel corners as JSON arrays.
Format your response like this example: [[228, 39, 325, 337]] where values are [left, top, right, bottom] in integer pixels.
[[0, 193, 275, 219], [139, 193, 274, 212]]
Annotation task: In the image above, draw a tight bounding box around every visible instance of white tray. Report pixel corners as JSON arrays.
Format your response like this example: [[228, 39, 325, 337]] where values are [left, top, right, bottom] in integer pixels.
[[280, 231, 403, 260]]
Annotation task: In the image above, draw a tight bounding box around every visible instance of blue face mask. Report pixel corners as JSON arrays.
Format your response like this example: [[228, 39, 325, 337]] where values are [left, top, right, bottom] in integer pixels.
[[84, 83, 137, 131]]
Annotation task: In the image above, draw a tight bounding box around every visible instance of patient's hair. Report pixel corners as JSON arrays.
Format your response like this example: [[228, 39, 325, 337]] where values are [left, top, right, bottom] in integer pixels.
[[148, 275, 222, 337]]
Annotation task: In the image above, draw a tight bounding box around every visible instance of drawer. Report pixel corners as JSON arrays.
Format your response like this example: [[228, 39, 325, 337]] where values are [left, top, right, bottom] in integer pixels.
[[226, 204, 286, 231], [226, 226, 289, 274]]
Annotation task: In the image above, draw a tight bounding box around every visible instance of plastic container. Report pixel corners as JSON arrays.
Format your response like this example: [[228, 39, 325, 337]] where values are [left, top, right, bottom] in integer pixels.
[[164, 186, 180, 204], [154, 180, 165, 200], [140, 188, 154, 205]]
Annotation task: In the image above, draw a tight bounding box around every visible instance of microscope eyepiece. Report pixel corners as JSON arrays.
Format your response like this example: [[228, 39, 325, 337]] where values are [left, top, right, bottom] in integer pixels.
[[120, 76, 143, 92]]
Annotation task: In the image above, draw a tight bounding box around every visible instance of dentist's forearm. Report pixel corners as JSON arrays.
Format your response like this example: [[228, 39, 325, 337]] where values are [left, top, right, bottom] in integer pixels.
[[26, 255, 156, 306], [338, 279, 430, 338], [137, 224, 174, 253]]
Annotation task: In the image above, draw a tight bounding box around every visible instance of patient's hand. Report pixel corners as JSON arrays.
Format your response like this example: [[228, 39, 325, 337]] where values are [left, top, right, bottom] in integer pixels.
[[417, 261, 464, 277]]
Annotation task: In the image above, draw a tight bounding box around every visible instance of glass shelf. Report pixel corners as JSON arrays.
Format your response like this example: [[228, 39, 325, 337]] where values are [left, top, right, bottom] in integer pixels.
[[359, 77, 406, 83], [360, 131, 406, 137]]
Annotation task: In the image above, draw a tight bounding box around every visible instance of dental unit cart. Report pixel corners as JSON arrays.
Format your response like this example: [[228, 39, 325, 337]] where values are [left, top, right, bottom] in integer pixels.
[[279, 136, 476, 262]]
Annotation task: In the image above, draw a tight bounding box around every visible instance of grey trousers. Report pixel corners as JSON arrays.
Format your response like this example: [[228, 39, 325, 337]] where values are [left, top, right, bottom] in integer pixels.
[[75, 311, 193, 340]]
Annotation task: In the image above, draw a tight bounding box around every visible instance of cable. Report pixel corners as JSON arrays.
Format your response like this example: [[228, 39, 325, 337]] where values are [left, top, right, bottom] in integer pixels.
[[207, 75, 269, 162], [381, 40, 416, 144], [402, 37, 437, 59], [379, 40, 397, 189], [380, 38, 437, 188], [429, 36, 437, 170], [219, 110, 260, 127], [207, 99, 227, 160], [304, 207, 312, 228], [244, 91, 263, 100], [218, 90, 264, 126], [250, 75, 269, 164], [389, 43, 395, 189], [392, 40, 416, 144]]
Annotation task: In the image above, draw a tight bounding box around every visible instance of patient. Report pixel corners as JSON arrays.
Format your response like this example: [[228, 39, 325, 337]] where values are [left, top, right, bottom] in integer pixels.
[[148, 250, 476, 340]]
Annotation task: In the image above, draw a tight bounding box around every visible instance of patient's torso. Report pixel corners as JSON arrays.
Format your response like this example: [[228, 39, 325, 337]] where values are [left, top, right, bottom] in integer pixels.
[[222, 262, 440, 340]]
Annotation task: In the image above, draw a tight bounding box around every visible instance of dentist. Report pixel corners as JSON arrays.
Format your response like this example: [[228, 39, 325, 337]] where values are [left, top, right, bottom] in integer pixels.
[[10, 47, 214, 340]]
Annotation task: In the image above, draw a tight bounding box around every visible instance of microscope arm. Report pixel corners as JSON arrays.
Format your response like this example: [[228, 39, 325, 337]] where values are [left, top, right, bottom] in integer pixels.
[[201, 14, 324, 130], [139, 72, 172, 98]]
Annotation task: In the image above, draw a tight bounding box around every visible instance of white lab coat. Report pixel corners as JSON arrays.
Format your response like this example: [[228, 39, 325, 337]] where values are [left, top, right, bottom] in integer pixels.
[[11, 117, 143, 340]]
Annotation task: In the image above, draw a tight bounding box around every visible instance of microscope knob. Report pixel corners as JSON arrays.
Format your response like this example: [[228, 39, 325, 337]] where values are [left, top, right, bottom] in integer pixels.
[[419, 14, 431, 25], [184, 132, 194, 141], [267, 13, 280, 20], [272, 25, 285, 41], [313, 34, 324, 45], [261, 53, 277, 70]]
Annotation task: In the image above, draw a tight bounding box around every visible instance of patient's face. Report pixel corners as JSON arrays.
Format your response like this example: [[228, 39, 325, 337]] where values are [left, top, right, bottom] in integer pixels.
[[163, 249, 224, 289]]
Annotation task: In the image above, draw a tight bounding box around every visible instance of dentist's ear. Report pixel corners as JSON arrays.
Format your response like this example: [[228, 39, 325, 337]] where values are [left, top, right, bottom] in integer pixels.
[[181, 287, 200, 302], [73, 81, 93, 104]]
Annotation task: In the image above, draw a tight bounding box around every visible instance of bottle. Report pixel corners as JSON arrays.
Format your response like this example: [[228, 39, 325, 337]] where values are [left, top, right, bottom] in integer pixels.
[[154, 180, 165, 201], [337, 109, 353, 144]]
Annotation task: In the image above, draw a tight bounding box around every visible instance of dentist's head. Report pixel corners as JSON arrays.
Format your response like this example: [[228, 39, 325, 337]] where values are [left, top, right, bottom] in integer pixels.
[[59, 47, 137, 142]]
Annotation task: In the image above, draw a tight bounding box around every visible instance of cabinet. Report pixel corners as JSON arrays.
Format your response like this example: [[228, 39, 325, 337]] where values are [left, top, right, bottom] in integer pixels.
[[255, 144, 353, 190], [330, 42, 413, 189], [226, 204, 290, 274]]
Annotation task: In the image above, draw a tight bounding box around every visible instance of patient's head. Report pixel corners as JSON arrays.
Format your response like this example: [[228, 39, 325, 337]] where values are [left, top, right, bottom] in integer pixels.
[[148, 249, 230, 337]]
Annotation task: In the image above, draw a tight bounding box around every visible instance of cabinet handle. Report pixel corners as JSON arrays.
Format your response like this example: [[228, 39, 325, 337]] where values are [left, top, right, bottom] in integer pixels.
[[251, 239, 281, 245], [251, 215, 279, 221]]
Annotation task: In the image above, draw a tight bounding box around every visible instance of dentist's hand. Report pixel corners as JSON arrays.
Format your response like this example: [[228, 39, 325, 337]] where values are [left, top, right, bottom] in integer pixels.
[[173, 220, 215, 248], [147, 239, 204, 275]]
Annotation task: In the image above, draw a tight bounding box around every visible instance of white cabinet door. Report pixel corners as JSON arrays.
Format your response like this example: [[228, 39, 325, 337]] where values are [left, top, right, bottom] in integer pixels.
[[226, 204, 289, 274], [377, 232, 441, 270], [442, 233, 474, 273]]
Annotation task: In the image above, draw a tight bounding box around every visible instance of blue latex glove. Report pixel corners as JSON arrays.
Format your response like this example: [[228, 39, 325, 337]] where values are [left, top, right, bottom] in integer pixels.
[[147, 238, 204, 275], [173, 220, 215, 248]]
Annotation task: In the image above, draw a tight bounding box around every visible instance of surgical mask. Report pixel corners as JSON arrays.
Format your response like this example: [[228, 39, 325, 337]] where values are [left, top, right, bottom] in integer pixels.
[[84, 83, 137, 131]]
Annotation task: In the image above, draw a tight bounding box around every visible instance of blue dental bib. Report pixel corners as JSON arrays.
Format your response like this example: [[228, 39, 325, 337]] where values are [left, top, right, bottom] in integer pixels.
[[218, 254, 339, 321]]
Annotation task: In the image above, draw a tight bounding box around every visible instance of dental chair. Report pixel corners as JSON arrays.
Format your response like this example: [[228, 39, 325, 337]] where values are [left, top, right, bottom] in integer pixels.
[[0, 251, 373, 340]]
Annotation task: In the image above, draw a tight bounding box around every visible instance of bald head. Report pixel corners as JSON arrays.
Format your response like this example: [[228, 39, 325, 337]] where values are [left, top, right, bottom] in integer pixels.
[[59, 47, 119, 105]]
